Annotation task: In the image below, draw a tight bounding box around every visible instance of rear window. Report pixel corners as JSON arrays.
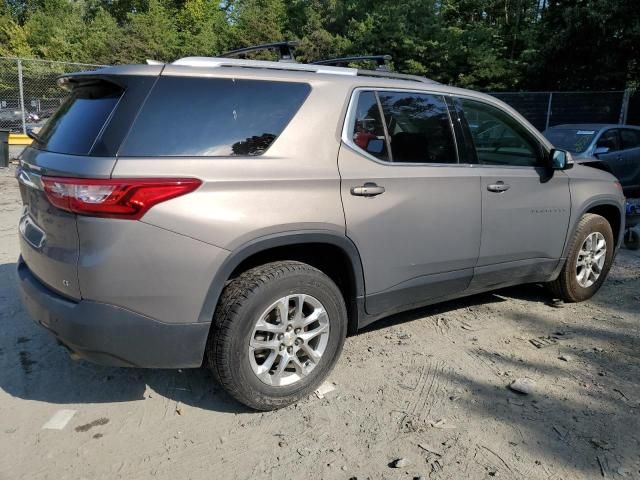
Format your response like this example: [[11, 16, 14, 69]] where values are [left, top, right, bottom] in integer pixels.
[[119, 77, 311, 157], [34, 81, 123, 156]]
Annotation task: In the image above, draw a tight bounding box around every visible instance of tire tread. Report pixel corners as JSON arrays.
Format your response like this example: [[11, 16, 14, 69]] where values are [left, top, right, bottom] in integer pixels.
[[207, 261, 345, 410]]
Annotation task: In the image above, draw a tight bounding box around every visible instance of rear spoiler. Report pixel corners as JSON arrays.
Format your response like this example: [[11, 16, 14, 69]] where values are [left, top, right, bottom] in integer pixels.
[[56, 64, 164, 90]]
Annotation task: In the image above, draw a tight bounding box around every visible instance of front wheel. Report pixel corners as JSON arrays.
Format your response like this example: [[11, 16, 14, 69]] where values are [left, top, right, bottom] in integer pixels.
[[207, 261, 347, 410], [548, 213, 614, 302]]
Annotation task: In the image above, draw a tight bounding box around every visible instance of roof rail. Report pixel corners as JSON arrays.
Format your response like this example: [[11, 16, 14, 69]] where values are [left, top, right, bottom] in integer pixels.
[[171, 56, 437, 84], [172, 56, 357, 76], [219, 41, 298, 62], [313, 55, 392, 69], [356, 69, 438, 84]]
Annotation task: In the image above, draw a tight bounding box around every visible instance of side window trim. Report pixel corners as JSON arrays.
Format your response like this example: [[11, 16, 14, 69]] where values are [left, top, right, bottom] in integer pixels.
[[453, 95, 546, 169], [374, 91, 394, 162], [445, 96, 477, 165]]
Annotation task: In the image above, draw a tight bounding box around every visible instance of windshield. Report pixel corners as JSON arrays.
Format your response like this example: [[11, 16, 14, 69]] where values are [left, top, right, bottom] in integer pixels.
[[544, 128, 597, 154]]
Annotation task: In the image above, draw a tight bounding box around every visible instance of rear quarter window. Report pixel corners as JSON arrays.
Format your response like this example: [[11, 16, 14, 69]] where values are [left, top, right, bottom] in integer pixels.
[[119, 77, 311, 157], [34, 81, 123, 156]]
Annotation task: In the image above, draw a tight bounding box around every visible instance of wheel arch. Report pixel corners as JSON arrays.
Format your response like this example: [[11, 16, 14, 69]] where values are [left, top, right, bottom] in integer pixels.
[[560, 200, 624, 262], [583, 202, 624, 246], [197, 231, 366, 336]]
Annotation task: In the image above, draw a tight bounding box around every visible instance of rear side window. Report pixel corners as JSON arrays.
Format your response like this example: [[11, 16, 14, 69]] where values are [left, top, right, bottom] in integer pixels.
[[120, 77, 310, 157], [350, 91, 389, 161], [35, 81, 123, 156], [378, 92, 457, 164], [620, 129, 640, 149]]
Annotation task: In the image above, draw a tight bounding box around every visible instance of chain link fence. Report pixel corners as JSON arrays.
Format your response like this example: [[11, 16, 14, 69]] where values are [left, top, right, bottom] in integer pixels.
[[0, 57, 105, 133], [0, 56, 638, 135], [490, 90, 635, 132]]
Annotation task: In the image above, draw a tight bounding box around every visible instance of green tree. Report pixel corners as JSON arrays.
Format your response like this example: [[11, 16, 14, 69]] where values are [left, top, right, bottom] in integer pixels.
[[176, 0, 229, 56], [530, 0, 640, 90], [23, 0, 87, 61], [0, 1, 32, 57], [286, 0, 350, 62], [122, 0, 179, 62], [228, 0, 286, 55], [83, 7, 125, 64]]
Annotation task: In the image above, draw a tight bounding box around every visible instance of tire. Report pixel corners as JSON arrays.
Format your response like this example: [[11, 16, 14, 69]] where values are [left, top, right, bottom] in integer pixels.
[[207, 261, 348, 410], [547, 213, 614, 302]]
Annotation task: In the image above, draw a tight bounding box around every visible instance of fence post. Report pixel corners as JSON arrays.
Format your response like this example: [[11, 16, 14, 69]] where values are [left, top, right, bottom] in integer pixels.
[[545, 92, 553, 131], [619, 89, 631, 125], [17, 59, 26, 134]]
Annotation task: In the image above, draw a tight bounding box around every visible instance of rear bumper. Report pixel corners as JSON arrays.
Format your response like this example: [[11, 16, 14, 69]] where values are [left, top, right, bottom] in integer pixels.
[[17, 257, 211, 368]]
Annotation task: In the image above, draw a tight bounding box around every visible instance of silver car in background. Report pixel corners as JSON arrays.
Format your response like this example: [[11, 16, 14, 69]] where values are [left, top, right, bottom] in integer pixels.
[[544, 124, 640, 196]]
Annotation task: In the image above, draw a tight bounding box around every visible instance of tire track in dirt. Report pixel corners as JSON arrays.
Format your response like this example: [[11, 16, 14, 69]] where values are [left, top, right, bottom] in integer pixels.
[[396, 358, 453, 434]]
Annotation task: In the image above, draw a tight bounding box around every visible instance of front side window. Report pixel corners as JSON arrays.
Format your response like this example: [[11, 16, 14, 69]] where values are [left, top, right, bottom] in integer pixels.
[[378, 92, 457, 164], [620, 129, 640, 150], [120, 77, 310, 157], [596, 129, 620, 152], [459, 98, 542, 167]]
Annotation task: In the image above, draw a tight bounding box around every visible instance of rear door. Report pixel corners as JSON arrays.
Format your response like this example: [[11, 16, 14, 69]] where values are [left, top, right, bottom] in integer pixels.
[[17, 73, 155, 299], [594, 128, 625, 180], [454, 97, 570, 286], [339, 89, 481, 315]]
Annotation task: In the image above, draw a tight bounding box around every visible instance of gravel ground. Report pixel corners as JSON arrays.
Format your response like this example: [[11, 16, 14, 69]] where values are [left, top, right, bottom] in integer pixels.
[[1, 164, 639, 480]]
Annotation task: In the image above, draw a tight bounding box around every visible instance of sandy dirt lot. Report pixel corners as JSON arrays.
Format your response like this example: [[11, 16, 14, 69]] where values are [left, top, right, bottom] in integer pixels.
[[1, 164, 639, 480]]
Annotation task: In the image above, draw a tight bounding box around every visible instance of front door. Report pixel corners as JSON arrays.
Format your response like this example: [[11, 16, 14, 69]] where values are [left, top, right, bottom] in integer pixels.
[[595, 128, 626, 183], [619, 128, 640, 191], [338, 89, 482, 315], [455, 97, 571, 287]]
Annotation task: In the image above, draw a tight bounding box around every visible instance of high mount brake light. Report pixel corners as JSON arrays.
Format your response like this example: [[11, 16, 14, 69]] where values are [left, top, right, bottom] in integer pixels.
[[42, 177, 202, 220]]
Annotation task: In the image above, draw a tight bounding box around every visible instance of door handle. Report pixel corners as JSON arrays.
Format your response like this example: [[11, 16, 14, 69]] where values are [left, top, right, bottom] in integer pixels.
[[351, 182, 385, 197], [487, 181, 510, 193]]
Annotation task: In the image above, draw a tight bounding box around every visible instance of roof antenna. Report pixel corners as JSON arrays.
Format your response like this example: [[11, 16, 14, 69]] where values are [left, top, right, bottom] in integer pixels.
[[219, 41, 298, 63]]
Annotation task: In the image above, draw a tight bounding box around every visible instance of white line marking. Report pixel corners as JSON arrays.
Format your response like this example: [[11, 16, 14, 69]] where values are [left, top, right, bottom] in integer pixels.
[[42, 409, 77, 430]]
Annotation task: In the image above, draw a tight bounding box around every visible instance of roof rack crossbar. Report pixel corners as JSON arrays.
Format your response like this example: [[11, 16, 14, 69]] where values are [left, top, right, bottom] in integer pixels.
[[219, 41, 298, 62], [356, 69, 438, 84], [313, 55, 392, 69]]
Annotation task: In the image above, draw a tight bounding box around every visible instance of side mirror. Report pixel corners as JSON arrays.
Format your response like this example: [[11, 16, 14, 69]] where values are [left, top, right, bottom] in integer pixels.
[[593, 146, 610, 156], [551, 148, 574, 170], [366, 138, 385, 155]]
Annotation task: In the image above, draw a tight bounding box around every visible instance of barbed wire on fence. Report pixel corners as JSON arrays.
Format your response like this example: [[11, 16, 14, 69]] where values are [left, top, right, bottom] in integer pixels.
[[0, 56, 637, 134]]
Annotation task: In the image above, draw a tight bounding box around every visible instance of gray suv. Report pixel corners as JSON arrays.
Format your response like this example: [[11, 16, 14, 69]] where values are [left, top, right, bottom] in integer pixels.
[[17, 55, 625, 410]]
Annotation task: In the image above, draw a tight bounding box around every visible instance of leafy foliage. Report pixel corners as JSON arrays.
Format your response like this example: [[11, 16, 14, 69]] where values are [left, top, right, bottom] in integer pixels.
[[0, 0, 637, 90]]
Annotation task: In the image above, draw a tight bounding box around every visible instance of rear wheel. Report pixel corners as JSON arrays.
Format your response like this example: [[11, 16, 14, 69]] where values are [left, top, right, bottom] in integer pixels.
[[548, 213, 614, 302], [207, 261, 347, 410]]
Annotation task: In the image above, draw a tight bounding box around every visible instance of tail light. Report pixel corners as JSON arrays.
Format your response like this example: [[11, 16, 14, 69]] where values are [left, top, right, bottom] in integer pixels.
[[42, 177, 201, 220]]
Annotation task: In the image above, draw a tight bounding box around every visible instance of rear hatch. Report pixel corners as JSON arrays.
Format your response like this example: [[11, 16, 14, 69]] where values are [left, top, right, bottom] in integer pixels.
[[17, 67, 160, 299]]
